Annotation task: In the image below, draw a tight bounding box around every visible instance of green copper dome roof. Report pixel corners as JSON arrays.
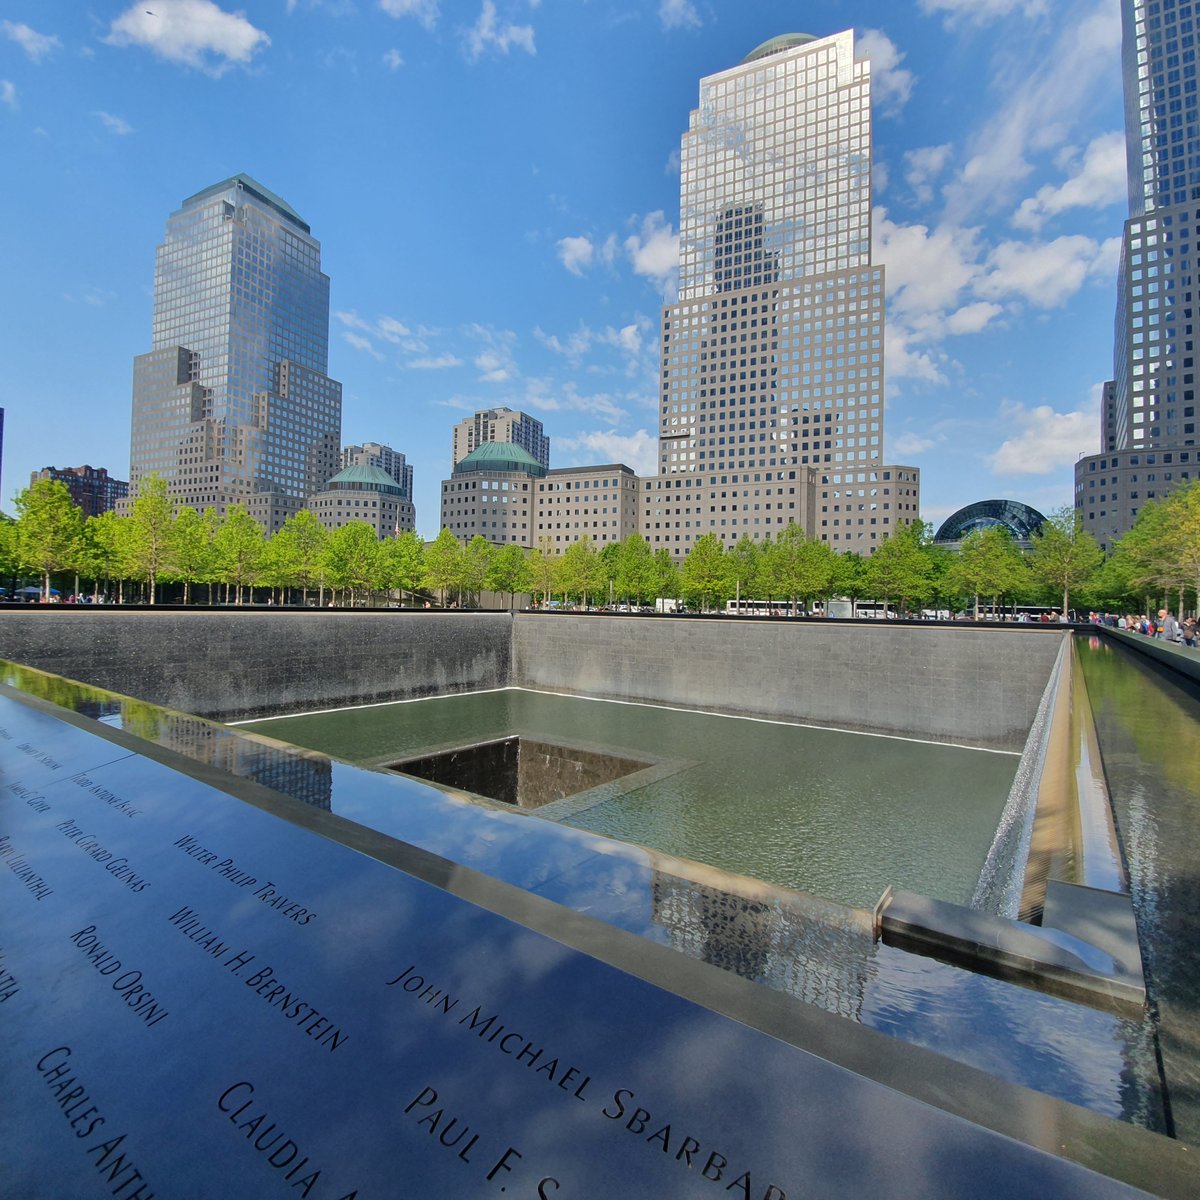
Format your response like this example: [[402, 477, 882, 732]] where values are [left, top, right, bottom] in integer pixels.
[[182, 173, 311, 234], [740, 33, 818, 65], [454, 441, 547, 477], [324, 464, 404, 491]]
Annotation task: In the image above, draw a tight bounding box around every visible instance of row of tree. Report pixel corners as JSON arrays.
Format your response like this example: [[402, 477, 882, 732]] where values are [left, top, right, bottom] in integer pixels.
[[4, 474, 1198, 616]]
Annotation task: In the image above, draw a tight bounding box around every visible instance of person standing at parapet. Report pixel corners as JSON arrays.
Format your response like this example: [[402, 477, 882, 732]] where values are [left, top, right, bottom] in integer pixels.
[[1157, 608, 1181, 642]]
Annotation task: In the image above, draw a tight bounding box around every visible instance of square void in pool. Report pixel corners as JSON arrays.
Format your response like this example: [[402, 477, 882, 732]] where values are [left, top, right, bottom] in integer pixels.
[[388, 736, 653, 809], [240, 689, 1019, 910]]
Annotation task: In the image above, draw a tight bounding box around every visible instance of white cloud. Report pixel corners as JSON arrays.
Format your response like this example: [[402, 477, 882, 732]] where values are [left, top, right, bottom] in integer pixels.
[[1012, 130, 1127, 229], [536, 317, 653, 375], [625, 211, 679, 299], [376, 315, 412, 342], [943, 2, 1121, 219], [856, 29, 914, 115], [336, 310, 369, 331], [659, 0, 701, 32], [379, 0, 439, 31], [556, 235, 594, 276], [383, 48, 405, 70], [558, 429, 658, 474], [1, 81, 16, 111], [468, 323, 518, 382], [408, 353, 462, 369], [990, 400, 1096, 475], [106, 1, 270, 76], [462, 1, 535, 63], [979, 234, 1116, 308], [945, 301, 1003, 335], [875, 209, 982, 323], [919, 0, 1049, 25], [343, 331, 383, 360], [892, 432, 938, 457], [2, 21, 61, 63], [904, 143, 952, 204], [93, 111, 134, 136], [885, 325, 948, 386]]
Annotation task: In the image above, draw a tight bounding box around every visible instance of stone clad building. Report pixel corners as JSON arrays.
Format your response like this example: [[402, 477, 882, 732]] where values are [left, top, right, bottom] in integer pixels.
[[308, 464, 415, 537], [440, 443, 544, 545], [536, 464, 640, 550]]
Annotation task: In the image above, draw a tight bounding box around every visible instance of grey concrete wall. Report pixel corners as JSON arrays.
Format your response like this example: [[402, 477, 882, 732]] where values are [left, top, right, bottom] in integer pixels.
[[0, 610, 512, 720], [0, 609, 1064, 746], [512, 615, 1066, 750]]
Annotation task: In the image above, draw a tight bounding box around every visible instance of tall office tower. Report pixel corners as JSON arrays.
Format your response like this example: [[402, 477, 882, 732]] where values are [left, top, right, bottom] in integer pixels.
[[341, 441, 414, 501], [1076, 0, 1199, 549], [129, 175, 342, 534], [644, 31, 919, 558], [451, 407, 550, 469]]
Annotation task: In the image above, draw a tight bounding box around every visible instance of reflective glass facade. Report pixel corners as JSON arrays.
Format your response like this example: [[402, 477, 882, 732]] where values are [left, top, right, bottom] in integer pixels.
[[652, 31, 918, 557], [1076, 2, 1199, 548], [129, 175, 342, 532]]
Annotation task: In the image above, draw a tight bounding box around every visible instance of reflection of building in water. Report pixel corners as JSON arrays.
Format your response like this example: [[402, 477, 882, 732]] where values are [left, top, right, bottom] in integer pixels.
[[650, 871, 873, 1021], [137, 709, 334, 812]]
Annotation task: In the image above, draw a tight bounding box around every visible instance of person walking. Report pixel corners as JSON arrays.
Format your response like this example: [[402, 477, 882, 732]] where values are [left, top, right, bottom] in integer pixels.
[[1157, 608, 1181, 643]]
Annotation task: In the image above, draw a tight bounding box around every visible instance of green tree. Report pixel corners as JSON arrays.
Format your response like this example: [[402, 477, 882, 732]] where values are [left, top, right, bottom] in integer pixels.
[[680, 533, 733, 611], [728, 534, 762, 608], [650, 549, 680, 607], [864, 522, 933, 616], [949, 526, 1028, 619], [126, 474, 176, 604], [830, 550, 868, 616], [761, 523, 834, 614], [615, 533, 656, 606], [0, 516, 19, 590], [459, 535, 492, 606], [170, 506, 217, 605], [423, 528, 462, 606], [377, 529, 426, 606], [324, 521, 380, 605], [15, 478, 84, 601], [527, 538, 559, 607], [1028, 506, 1104, 617], [271, 510, 328, 605], [213, 505, 265, 605], [486, 542, 532, 610], [85, 510, 133, 603], [558, 535, 603, 606]]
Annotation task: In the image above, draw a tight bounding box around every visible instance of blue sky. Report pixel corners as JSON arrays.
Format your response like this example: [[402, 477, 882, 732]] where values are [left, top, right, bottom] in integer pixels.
[[0, 0, 1126, 536]]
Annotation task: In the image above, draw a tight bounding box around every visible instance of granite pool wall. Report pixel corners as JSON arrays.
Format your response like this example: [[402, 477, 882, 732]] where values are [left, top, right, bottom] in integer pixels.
[[0, 609, 1063, 747]]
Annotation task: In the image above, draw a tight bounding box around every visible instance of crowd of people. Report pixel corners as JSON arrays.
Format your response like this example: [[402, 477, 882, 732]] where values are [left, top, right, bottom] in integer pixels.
[[1087, 610, 1198, 648]]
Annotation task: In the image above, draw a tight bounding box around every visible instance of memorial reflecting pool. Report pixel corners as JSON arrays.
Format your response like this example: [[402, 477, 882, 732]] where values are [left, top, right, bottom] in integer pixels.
[[243, 690, 1018, 910]]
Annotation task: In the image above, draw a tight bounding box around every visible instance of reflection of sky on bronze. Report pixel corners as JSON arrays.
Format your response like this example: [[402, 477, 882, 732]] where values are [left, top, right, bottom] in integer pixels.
[[246, 689, 1016, 910], [862, 943, 1164, 1132]]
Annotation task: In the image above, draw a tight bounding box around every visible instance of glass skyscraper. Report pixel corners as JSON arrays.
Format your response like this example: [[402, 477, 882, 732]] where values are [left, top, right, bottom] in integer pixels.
[[129, 174, 342, 532], [1076, 0, 1198, 548], [646, 31, 919, 557]]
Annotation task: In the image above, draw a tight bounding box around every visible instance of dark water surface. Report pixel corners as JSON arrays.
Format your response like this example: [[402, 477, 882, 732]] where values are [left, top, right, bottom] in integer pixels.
[[1077, 636, 1200, 1145], [245, 688, 1017, 910]]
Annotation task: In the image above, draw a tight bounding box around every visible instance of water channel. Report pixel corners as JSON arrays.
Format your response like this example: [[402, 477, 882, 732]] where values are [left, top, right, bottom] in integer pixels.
[[1076, 635, 1200, 1145]]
